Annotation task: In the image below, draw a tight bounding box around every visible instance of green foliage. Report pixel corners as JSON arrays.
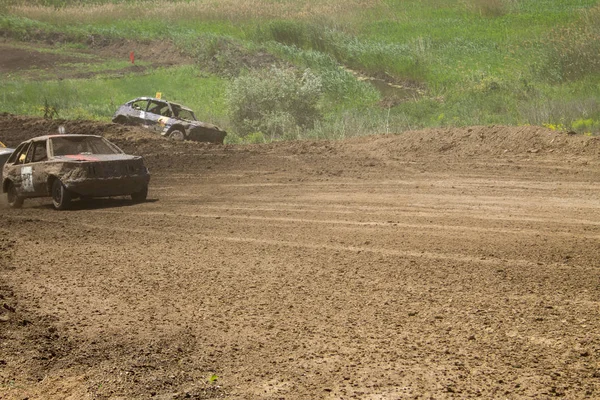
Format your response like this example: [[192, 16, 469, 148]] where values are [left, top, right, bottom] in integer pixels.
[[542, 5, 600, 81], [226, 67, 323, 138], [270, 44, 379, 109], [255, 21, 429, 82], [571, 118, 600, 134]]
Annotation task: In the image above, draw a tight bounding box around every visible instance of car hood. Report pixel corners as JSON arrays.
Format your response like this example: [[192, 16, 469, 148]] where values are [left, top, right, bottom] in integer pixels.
[[0, 148, 14, 155], [52, 154, 142, 162]]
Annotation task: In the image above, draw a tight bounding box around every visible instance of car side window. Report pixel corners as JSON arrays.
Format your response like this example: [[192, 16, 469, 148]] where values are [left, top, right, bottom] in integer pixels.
[[13, 143, 31, 165], [29, 141, 48, 163], [148, 101, 171, 117], [24, 143, 35, 163], [131, 100, 149, 111], [6, 143, 26, 164]]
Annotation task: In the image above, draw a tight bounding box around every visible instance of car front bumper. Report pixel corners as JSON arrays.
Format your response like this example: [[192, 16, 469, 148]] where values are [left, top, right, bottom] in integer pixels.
[[64, 173, 150, 197]]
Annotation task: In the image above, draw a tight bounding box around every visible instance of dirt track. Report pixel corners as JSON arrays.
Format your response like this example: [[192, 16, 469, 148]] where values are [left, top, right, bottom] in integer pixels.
[[1, 116, 600, 399]]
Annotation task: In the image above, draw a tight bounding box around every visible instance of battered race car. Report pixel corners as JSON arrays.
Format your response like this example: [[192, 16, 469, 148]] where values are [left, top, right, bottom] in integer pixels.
[[2, 134, 150, 210], [112, 97, 227, 144]]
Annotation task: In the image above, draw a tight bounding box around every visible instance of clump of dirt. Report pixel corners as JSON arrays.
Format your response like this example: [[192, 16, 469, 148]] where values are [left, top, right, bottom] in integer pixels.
[[0, 113, 136, 146], [0, 112, 161, 144]]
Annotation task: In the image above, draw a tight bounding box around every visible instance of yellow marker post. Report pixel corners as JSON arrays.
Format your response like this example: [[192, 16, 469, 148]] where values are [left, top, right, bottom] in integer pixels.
[[156, 92, 162, 99]]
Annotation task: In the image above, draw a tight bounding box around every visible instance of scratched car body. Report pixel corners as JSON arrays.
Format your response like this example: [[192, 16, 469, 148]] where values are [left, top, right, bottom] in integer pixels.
[[112, 97, 227, 144], [2, 134, 150, 210]]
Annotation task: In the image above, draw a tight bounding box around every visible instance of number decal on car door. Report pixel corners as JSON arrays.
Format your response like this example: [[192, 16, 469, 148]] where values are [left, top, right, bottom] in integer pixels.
[[21, 166, 34, 192]]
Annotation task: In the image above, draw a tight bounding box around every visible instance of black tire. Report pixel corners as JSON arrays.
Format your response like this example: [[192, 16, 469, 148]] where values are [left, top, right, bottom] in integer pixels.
[[168, 129, 186, 141], [113, 115, 127, 124], [6, 182, 24, 209], [51, 179, 72, 210], [131, 185, 148, 203]]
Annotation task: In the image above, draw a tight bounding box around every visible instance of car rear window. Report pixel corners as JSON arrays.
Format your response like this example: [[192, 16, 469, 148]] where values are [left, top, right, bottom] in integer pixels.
[[172, 105, 196, 121], [51, 136, 122, 156]]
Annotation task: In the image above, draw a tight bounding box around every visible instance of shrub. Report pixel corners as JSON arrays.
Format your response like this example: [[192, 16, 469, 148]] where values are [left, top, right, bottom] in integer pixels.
[[543, 5, 600, 81], [571, 118, 600, 135], [226, 66, 323, 138]]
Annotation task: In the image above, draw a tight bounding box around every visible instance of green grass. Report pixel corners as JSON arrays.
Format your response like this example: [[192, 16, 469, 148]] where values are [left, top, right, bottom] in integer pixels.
[[0, 66, 228, 123], [1, 0, 599, 139]]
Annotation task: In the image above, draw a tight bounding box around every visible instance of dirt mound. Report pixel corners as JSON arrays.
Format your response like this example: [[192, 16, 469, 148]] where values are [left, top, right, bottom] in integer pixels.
[[0, 112, 159, 146], [341, 125, 600, 159], [1, 114, 598, 174]]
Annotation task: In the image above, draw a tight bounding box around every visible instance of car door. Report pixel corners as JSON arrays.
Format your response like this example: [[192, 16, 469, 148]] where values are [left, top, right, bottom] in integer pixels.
[[25, 140, 50, 195], [7, 142, 32, 195], [128, 99, 150, 125], [145, 100, 171, 133], [20, 141, 43, 196]]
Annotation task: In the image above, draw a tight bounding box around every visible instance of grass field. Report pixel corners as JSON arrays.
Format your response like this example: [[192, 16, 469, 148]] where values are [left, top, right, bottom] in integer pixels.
[[1, 0, 599, 141]]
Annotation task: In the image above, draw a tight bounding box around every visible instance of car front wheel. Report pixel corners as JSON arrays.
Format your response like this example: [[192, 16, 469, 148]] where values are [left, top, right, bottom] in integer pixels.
[[6, 182, 24, 208], [52, 179, 72, 210], [131, 184, 148, 203], [168, 129, 186, 141]]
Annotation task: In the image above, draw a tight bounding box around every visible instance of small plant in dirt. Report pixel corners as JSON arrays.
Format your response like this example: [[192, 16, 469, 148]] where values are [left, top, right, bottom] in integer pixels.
[[42, 98, 58, 119], [226, 66, 323, 139]]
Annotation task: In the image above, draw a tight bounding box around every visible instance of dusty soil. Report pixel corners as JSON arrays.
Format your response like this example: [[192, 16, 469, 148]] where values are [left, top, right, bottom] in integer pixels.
[[1, 115, 600, 399], [0, 39, 194, 80]]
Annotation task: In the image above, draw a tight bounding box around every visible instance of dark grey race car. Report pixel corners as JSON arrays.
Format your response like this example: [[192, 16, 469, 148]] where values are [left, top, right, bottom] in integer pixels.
[[2, 134, 150, 210], [112, 97, 227, 144]]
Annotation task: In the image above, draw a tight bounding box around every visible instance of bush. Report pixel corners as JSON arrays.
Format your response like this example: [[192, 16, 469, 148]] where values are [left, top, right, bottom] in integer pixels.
[[226, 67, 323, 138], [543, 5, 600, 81]]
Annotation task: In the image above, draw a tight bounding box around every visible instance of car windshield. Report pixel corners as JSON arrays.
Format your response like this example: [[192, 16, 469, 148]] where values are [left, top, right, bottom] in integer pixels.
[[172, 105, 196, 121], [51, 136, 122, 156]]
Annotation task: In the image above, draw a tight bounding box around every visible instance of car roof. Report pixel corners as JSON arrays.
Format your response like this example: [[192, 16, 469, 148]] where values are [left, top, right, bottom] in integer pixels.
[[128, 97, 194, 112], [20, 134, 104, 143]]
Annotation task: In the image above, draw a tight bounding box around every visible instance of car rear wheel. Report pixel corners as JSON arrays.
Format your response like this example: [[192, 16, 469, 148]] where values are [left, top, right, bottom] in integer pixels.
[[52, 179, 72, 210], [131, 184, 148, 203], [168, 129, 186, 141], [113, 115, 127, 124], [6, 182, 24, 209]]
